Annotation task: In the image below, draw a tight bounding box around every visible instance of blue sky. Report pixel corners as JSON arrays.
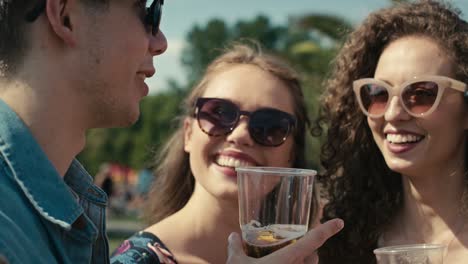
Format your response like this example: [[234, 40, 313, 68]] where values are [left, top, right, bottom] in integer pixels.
[[147, 0, 468, 94]]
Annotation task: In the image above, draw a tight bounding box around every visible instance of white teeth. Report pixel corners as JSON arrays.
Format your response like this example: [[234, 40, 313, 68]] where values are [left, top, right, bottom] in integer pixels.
[[386, 134, 423, 144], [215, 156, 255, 168]]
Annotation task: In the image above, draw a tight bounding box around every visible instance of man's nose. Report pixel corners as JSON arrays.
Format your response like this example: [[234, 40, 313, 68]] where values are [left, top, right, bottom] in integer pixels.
[[149, 30, 168, 56]]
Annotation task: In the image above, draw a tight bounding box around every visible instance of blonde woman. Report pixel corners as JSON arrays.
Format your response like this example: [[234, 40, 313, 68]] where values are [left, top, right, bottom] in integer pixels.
[[111, 44, 343, 264]]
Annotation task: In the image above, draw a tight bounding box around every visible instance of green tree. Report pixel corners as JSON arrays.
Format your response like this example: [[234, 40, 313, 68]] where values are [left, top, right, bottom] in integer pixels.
[[181, 15, 288, 86], [284, 14, 352, 167], [181, 19, 231, 86], [78, 84, 186, 175]]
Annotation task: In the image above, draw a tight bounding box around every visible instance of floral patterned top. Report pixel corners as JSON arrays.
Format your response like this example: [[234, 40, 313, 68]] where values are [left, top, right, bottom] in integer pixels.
[[110, 231, 178, 264]]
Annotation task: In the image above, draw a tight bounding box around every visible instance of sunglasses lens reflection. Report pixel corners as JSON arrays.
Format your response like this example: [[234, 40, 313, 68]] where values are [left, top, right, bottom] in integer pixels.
[[249, 110, 291, 146], [198, 99, 238, 136], [359, 81, 439, 116], [196, 98, 293, 147], [402, 81, 438, 115], [360, 84, 389, 116]]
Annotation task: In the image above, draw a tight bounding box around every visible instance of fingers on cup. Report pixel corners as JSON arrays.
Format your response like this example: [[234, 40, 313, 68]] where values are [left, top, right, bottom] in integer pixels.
[[296, 218, 344, 251], [227, 233, 241, 254], [267, 218, 344, 262]]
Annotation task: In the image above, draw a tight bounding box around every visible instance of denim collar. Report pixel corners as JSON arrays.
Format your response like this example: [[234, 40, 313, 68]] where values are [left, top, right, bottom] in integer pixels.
[[0, 99, 83, 230], [64, 161, 107, 206]]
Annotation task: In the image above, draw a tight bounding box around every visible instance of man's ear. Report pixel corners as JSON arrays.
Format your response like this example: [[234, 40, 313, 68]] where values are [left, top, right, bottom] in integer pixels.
[[46, 0, 77, 46], [183, 118, 193, 153]]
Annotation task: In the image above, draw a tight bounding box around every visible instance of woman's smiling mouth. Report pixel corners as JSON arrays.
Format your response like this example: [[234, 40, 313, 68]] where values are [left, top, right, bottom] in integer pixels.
[[215, 155, 257, 168]]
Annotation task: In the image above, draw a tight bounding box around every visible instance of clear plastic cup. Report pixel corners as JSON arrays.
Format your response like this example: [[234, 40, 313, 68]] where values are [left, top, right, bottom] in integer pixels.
[[236, 167, 316, 258], [374, 244, 446, 264]]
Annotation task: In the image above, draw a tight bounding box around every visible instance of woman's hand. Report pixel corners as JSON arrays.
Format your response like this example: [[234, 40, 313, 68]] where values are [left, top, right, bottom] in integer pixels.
[[226, 218, 344, 264]]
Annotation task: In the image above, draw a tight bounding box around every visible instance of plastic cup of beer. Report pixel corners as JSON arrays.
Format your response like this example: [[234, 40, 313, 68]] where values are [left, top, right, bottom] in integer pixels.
[[374, 244, 446, 264], [236, 167, 316, 258]]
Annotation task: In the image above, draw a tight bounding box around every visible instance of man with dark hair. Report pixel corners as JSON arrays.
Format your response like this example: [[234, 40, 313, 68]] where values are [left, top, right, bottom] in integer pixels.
[[0, 0, 167, 262]]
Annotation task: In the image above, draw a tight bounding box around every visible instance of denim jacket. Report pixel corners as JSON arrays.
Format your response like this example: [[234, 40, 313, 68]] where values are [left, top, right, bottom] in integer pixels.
[[0, 99, 109, 264]]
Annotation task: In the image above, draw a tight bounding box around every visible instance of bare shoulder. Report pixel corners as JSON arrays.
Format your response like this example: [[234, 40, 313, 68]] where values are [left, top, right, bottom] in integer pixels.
[[145, 215, 181, 239], [144, 214, 202, 263], [144, 213, 193, 250]]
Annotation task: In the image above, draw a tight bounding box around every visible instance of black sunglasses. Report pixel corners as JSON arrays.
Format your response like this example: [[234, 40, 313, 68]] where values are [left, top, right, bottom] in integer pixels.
[[25, 0, 164, 36], [145, 0, 164, 36], [194, 97, 297, 147]]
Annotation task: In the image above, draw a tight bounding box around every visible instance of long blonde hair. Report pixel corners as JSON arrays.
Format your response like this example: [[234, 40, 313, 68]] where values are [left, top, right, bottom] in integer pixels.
[[145, 43, 315, 224]]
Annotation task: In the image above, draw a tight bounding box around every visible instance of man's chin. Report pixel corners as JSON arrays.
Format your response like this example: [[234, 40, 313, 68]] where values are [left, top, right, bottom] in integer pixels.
[[97, 110, 140, 128]]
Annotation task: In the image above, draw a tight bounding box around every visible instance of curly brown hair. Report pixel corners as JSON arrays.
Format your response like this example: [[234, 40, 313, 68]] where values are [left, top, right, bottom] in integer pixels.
[[315, 1, 468, 263], [144, 43, 318, 225]]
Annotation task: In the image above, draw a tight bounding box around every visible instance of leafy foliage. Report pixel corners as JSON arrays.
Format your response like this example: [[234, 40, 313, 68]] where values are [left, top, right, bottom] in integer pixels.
[[78, 86, 186, 174]]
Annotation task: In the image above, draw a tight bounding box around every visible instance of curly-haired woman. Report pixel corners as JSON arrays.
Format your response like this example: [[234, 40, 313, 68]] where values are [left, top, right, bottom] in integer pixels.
[[316, 1, 468, 263]]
